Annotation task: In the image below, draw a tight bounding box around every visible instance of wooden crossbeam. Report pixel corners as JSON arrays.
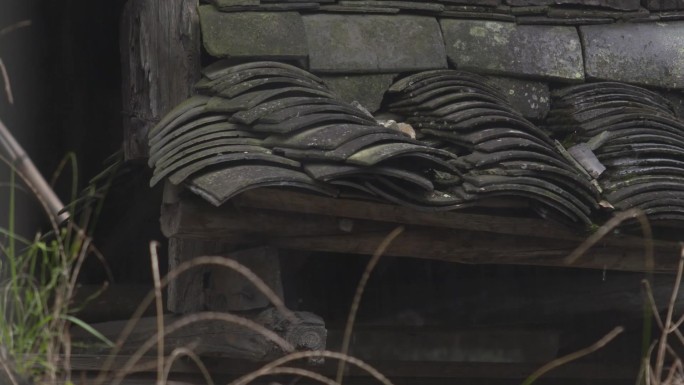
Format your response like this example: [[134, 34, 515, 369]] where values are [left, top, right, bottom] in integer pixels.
[[160, 189, 680, 273]]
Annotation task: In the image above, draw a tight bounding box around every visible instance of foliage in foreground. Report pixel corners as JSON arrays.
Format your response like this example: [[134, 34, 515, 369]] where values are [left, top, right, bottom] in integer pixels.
[[0, 147, 117, 383]]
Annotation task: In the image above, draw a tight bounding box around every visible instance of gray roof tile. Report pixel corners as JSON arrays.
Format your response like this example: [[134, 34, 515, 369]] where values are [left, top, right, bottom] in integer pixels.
[[320, 74, 396, 112]]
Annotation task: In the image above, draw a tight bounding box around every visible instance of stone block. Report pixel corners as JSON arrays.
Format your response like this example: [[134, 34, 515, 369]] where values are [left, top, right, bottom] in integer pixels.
[[199, 6, 308, 61], [320, 74, 397, 112], [486, 76, 551, 120], [302, 14, 447, 73], [440, 20, 584, 82], [580, 22, 684, 89]]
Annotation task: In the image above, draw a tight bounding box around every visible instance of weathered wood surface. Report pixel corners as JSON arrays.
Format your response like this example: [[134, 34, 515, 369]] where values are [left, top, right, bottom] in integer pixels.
[[160, 189, 681, 273], [120, 0, 200, 161], [355, 269, 684, 328], [167, 242, 284, 314], [73, 284, 158, 323], [69, 355, 636, 381], [71, 308, 325, 361], [235, 189, 579, 240]]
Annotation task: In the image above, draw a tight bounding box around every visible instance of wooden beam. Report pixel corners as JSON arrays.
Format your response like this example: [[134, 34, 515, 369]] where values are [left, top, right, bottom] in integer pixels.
[[161, 194, 681, 272], [268, 230, 678, 272], [120, 0, 200, 161], [234, 189, 580, 240], [71, 309, 326, 362], [69, 355, 636, 380]]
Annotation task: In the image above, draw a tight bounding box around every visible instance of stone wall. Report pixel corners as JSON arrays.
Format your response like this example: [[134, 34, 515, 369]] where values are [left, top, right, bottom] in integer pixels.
[[197, 0, 684, 119]]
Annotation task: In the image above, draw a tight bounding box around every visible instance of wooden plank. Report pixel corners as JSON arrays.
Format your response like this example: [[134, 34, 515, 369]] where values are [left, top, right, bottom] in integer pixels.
[[69, 356, 636, 380], [233, 189, 580, 240], [268, 230, 679, 272], [71, 309, 325, 362], [120, 0, 200, 161], [234, 189, 673, 250], [73, 284, 157, 323], [161, 195, 680, 272]]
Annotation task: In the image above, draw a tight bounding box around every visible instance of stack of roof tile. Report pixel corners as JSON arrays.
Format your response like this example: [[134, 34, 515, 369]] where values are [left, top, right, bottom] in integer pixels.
[[147, 61, 457, 207], [385, 70, 599, 226], [547, 82, 684, 222]]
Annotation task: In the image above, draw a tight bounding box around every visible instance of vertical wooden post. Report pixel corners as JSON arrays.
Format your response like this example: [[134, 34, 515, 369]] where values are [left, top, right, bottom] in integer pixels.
[[167, 238, 285, 314], [163, 182, 286, 314], [120, 0, 201, 161]]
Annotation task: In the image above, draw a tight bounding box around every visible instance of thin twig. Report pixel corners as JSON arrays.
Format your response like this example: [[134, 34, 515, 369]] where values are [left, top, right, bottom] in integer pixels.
[[521, 326, 624, 385], [565, 208, 652, 270], [95, 255, 295, 385], [655, 245, 684, 383], [0, 59, 13, 104], [336, 226, 404, 384], [0, 20, 31, 38], [0, 355, 20, 385], [0, 119, 69, 222], [162, 346, 214, 385], [252, 367, 341, 385], [664, 359, 683, 385], [643, 279, 665, 330], [230, 350, 394, 385], [150, 241, 165, 385], [110, 312, 294, 385]]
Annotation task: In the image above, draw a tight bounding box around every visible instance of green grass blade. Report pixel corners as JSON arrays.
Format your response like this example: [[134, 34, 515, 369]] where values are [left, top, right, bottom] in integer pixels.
[[62, 315, 114, 347]]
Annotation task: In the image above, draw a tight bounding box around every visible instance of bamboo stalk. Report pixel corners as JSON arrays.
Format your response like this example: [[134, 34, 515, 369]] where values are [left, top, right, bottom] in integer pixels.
[[0, 118, 69, 223]]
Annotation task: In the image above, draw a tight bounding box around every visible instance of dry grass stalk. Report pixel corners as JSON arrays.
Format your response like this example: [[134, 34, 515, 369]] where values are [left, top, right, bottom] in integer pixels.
[[522, 326, 624, 385], [108, 311, 294, 385], [258, 367, 340, 385], [565, 208, 653, 271], [162, 345, 214, 385], [95, 254, 296, 384], [230, 350, 394, 385], [654, 245, 684, 384], [150, 241, 165, 385], [335, 226, 404, 384], [0, 120, 69, 223], [0, 20, 31, 38], [0, 58, 12, 105]]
